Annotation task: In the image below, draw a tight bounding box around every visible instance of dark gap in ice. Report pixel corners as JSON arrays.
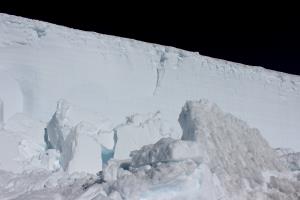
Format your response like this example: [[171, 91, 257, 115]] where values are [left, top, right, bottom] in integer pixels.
[[101, 145, 114, 165]]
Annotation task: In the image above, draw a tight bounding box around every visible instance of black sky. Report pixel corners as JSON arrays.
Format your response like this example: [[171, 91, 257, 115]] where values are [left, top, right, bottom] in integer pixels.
[[1, 4, 299, 75]]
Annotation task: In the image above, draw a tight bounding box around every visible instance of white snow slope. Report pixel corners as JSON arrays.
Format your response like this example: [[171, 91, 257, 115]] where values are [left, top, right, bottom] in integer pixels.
[[0, 13, 300, 200], [0, 13, 299, 151]]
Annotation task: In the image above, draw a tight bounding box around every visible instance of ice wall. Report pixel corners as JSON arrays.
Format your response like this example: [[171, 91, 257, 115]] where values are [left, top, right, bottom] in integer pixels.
[[0, 13, 299, 150], [45, 100, 178, 172]]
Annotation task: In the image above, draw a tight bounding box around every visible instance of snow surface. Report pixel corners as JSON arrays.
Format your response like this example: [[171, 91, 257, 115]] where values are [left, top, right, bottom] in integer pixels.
[[0, 13, 300, 199], [1, 99, 298, 199], [0, 113, 48, 172], [0, 71, 23, 122], [0, 13, 300, 150]]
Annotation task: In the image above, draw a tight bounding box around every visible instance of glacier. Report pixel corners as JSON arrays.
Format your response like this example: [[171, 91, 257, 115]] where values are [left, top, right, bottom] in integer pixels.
[[0, 13, 299, 151], [0, 13, 300, 199]]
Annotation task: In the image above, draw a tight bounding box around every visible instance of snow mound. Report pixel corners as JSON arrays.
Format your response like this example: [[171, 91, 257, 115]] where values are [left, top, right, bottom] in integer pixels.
[[0, 113, 49, 172], [266, 175, 300, 200], [178, 100, 287, 197], [101, 159, 204, 200]]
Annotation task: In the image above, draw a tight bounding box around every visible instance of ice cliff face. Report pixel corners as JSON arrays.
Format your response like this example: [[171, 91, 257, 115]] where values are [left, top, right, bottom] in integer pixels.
[[0, 13, 300, 199], [0, 13, 300, 150]]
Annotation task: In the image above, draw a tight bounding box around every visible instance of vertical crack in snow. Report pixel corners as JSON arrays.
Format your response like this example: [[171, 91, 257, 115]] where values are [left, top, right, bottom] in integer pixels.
[[153, 51, 167, 96], [101, 128, 119, 166], [101, 145, 114, 166], [113, 128, 118, 151], [32, 26, 47, 38], [0, 99, 3, 126], [43, 128, 53, 150]]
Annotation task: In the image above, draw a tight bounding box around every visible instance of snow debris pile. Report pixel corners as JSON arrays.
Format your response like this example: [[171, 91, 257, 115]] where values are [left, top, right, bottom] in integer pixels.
[[0, 169, 99, 200], [178, 100, 288, 197], [276, 148, 300, 171], [44, 99, 177, 174], [1, 99, 300, 199], [130, 137, 201, 167], [81, 99, 298, 200]]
